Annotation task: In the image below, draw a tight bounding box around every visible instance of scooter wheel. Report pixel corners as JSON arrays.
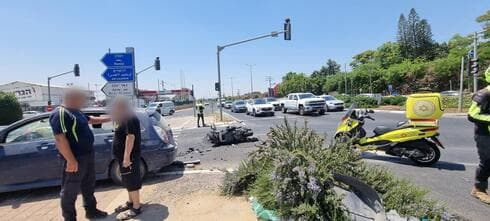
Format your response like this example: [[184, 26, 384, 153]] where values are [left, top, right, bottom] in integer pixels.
[[409, 141, 440, 166]]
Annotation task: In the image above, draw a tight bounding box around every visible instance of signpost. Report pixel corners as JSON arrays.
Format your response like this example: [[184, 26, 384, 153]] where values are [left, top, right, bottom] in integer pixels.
[[100, 51, 135, 98], [101, 82, 135, 97]]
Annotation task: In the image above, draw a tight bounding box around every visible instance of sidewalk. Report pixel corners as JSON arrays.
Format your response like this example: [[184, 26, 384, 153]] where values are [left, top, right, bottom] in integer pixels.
[[0, 172, 255, 221]]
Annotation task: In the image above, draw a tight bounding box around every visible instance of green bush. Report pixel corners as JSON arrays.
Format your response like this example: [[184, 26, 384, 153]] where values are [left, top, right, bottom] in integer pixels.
[[352, 96, 379, 108], [222, 119, 444, 220], [381, 96, 407, 106], [441, 95, 472, 109], [0, 92, 22, 125]]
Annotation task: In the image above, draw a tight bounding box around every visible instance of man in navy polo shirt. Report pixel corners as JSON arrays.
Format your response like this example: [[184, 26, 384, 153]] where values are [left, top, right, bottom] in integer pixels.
[[50, 89, 111, 221]]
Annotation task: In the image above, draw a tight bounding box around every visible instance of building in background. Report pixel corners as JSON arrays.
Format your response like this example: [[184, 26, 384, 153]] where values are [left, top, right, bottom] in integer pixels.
[[0, 81, 95, 111]]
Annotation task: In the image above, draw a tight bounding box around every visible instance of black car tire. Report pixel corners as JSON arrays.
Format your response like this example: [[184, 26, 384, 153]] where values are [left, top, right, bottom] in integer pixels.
[[319, 110, 325, 115], [282, 107, 287, 113], [299, 106, 305, 116], [110, 159, 147, 186], [169, 110, 175, 115]]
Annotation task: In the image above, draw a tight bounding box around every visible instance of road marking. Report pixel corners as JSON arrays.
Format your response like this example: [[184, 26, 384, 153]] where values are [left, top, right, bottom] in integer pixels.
[[154, 169, 228, 176]]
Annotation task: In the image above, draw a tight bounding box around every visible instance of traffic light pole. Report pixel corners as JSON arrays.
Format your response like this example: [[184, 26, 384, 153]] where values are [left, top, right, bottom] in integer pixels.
[[216, 19, 291, 121], [47, 64, 80, 110], [473, 32, 478, 93]]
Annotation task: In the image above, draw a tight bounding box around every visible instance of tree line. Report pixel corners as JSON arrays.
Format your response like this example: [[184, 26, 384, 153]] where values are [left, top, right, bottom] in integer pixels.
[[278, 9, 490, 97]]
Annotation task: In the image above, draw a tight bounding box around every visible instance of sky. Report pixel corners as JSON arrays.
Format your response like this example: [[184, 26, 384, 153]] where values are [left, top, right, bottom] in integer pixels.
[[0, 0, 489, 98]]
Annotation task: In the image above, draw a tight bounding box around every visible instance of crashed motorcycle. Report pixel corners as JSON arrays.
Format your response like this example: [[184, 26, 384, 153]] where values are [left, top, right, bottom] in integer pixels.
[[207, 124, 257, 146], [334, 102, 445, 166]]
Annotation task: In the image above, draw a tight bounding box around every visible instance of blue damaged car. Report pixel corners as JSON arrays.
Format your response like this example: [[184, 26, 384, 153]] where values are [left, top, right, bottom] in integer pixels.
[[0, 108, 177, 193]]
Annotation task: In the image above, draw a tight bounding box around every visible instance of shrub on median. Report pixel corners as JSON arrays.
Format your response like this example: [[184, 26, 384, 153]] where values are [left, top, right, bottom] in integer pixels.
[[381, 96, 407, 106], [221, 119, 444, 220]]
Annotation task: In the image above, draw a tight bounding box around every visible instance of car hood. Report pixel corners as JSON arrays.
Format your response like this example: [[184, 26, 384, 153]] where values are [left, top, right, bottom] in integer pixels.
[[268, 101, 280, 105], [301, 98, 325, 102], [234, 104, 246, 108], [253, 104, 274, 108], [325, 99, 344, 104]]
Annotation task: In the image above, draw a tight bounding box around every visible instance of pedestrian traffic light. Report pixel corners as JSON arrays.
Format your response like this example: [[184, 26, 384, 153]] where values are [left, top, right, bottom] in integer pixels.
[[73, 64, 80, 77], [154, 57, 161, 71], [284, 18, 291, 41], [215, 82, 220, 91], [469, 58, 479, 75]]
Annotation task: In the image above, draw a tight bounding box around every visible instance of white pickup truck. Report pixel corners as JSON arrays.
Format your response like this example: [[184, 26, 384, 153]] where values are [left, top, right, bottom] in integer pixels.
[[282, 93, 326, 115]]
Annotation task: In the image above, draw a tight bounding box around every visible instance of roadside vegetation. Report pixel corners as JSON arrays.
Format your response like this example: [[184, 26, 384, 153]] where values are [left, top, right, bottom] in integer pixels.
[[277, 9, 490, 97], [0, 91, 22, 125], [221, 119, 444, 220]]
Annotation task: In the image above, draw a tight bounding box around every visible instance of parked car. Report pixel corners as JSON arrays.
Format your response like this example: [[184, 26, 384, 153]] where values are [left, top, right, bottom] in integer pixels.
[[246, 98, 275, 117], [282, 93, 326, 115], [358, 93, 382, 105], [265, 97, 281, 111], [231, 100, 247, 113], [224, 101, 233, 109], [0, 108, 177, 193], [22, 110, 41, 119], [318, 95, 344, 111], [440, 90, 459, 96], [147, 101, 176, 115]]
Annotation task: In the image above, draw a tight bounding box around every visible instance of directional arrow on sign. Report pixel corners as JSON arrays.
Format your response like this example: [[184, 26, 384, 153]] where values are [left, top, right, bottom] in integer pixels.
[[101, 53, 133, 67], [102, 67, 134, 81], [101, 82, 135, 97]]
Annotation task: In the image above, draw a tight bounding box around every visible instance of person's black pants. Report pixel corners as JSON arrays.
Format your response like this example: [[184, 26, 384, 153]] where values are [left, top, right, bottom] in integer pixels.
[[475, 135, 490, 190], [60, 151, 97, 221], [197, 113, 205, 127]]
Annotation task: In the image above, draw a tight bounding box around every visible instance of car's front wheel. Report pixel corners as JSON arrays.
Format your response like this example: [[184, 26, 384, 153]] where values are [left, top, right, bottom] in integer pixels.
[[110, 159, 147, 186]]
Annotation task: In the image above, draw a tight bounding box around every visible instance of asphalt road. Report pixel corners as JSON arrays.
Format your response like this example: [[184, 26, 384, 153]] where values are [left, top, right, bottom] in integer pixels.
[[169, 106, 489, 221]]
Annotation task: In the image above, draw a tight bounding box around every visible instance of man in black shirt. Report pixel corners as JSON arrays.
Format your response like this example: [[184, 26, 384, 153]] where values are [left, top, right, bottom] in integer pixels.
[[49, 89, 111, 221], [111, 97, 143, 220]]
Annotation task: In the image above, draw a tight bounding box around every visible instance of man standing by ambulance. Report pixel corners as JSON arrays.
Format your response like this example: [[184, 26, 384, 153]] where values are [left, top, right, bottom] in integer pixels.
[[468, 66, 490, 204], [50, 89, 111, 221]]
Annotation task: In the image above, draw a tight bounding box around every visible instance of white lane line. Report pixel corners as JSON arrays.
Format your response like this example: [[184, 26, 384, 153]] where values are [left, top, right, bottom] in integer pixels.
[[154, 169, 227, 176]]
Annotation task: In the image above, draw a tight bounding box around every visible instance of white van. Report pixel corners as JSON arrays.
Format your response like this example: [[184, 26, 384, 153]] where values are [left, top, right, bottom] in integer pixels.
[[148, 101, 176, 115]]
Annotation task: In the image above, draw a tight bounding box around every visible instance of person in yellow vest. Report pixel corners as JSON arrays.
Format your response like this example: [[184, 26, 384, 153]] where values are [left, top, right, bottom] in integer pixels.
[[468, 66, 490, 204], [196, 102, 205, 127]]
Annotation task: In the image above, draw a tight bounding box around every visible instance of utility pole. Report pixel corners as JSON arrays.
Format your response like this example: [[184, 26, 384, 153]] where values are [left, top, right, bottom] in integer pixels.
[[192, 84, 196, 117], [246, 64, 255, 94], [265, 75, 273, 96], [229, 76, 234, 97], [458, 56, 465, 112], [473, 32, 478, 93], [344, 64, 348, 94]]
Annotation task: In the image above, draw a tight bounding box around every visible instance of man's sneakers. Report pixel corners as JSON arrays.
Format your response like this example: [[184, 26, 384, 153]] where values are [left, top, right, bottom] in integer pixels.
[[471, 187, 490, 204], [85, 208, 108, 219]]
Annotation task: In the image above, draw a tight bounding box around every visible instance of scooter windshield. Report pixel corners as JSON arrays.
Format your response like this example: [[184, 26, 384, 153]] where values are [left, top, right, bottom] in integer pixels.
[[342, 103, 357, 121]]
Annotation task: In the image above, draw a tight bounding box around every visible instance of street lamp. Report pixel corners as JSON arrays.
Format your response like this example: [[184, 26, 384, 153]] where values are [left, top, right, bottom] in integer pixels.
[[47, 64, 80, 110], [216, 18, 291, 120]]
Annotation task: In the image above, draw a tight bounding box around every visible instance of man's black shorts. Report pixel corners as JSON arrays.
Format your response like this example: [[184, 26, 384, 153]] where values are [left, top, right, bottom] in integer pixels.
[[119, 158, 142, 191]]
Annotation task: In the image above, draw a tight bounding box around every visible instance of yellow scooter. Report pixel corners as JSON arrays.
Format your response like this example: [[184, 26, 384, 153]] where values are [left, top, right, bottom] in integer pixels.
[[334, 104, 445, 166]]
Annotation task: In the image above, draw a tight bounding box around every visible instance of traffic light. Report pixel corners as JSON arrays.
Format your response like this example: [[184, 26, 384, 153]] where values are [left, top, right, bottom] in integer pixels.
[[154, 57, 161, 70], [215, 82, 220, 91], [190, 90, 194, 97], [469, 58, 479, 75], [284, 18, 291, 40], [73, 64, 80, 77]]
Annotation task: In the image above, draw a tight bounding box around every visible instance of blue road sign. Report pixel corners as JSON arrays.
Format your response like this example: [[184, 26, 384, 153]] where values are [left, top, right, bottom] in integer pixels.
[[101, 52, 135, 82], [101, 53, 133, 67], [102, 67, 134, 81]]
